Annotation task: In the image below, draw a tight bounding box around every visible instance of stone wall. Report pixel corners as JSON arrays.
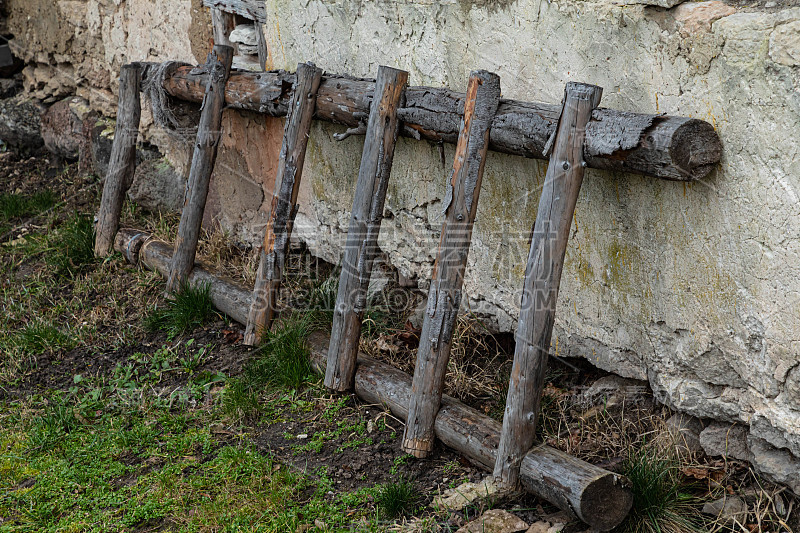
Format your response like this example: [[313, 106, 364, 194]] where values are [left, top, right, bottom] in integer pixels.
[[5, 0, 800, 491]]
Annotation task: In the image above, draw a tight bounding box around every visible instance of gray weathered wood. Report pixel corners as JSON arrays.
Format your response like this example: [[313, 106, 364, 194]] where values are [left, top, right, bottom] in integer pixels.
[[402, 70, 501, 458], [114, 225, 633, 530], [244, 62, 322, 345], [210, 7, 236, 50], [324, 65, 408, 392], [203, 0, 266, 23], [165, 45, 234, 293], [94, 63, 142, 257], [494, 82, 603, 490], [253, 22, 268, 71], [158, 66, 722, 181]]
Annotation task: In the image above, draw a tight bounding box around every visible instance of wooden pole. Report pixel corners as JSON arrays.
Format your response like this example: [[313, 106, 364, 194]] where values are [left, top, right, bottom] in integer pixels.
[[210, 8, 236, 50], [158, 66, 722, 181], [494, 82, 603, 490], [324, 65, 408, 392], [113, 225, 633, 531], [402, 71, 501, 458], [94, 63, 142, 257], [254, 22, 268, 71], [243, 62, 322, 345], [165, 45, 234, 293]]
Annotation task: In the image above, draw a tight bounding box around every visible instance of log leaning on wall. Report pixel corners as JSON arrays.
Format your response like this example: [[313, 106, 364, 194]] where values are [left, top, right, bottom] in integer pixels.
[[113, 227, 633, 531], [158, 66, 722, 181]]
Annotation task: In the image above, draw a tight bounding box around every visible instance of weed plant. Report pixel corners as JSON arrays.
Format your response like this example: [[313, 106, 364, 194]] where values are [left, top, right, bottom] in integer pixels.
[[145, 282, 215, 339], [375, 478, 418, 519], [620, 444, 703, 533], [49, 212, 96, 278], [0, 190, 56, 224], [223, 314, 314, 418]]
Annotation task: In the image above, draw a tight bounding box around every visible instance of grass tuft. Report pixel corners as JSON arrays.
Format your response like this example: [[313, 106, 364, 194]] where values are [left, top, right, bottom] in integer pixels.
[[254, 316, 314, 390], [49, 213, 95, 278], [145, 282, 215, 339], [375, 478, 417, 519], [307, 274, 338, 327], [28, 398, 82, 449], [620, 444, 703, 533], [223, 314, 314, 418], [0, 190, 57, 221], [16, 321, 76, 355]]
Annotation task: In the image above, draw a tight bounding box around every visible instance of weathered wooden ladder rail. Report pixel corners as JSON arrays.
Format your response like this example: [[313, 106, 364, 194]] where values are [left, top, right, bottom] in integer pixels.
[[94, 58, 724, 532], [158, 66, 722, 181]]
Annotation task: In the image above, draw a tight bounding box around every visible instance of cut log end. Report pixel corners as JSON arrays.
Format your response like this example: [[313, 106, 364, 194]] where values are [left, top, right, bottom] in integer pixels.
[[578, 473, 633, 531], [401, 437, 434, 458], [670, 118, 723, 181]]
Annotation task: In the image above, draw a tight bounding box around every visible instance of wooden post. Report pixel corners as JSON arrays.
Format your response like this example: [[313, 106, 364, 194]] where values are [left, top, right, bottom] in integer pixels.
[[94, 63, 142, 257], [254, 22, 268, 71], [210, 8, 236, 50], [402, 71, 501, 458], [115, 224, 633, 531], [165, 45, 234, 292], [493, 82, 603, 490], [324, 65, 408, 392], [243, 62, 322, 345]]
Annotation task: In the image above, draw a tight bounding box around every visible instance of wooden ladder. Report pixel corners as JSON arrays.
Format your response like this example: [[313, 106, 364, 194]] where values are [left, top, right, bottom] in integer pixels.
[[95, 55, 637, 527]]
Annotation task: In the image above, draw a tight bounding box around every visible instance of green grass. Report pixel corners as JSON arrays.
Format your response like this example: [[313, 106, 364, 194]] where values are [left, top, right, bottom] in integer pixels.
[[0, 190, 56, 221], [49, 212, 96, 278], [307, 274, 338, 327], [145, 282, 215, 339], [375, 478, 418, 519], [223, 314, 314, 418], [0, 320, 77, 382], [0, 362, 383, 532], [619, 444, 704, 533], [15, 321, 76, 355]]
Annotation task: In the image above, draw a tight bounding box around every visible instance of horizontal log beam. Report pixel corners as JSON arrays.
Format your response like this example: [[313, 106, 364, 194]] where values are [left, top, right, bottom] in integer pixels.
[[114, 227, 633, 530], [157, 65, 721, 181]]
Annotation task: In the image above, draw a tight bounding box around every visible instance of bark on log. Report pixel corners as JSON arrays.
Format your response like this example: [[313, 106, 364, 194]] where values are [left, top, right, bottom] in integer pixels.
[[166, 45, 234, 292], [112, 226, 633, 530], [494, 83, 603, 490], [403, 70, 501, 458], [244, 62, 322, 345], [94, 64, 142, 257], [324, 66, 408, 392], [158, 66, 722, 181]]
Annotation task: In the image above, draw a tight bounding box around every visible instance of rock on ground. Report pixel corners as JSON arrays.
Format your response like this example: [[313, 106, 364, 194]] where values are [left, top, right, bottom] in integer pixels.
[[41, 96, 91, 160], [582, 375, 649, 405], [433, 478, 500, 512], [525, 521, 565, 533], [128, 157, 186, 211], [747, 436, 800, 496], [456, 509, 528, 533], [700, 422, 750, 461], [702, 495, 748, 522], [665, 413, 705, 455], [0, 95, 44, 154], [620, 0, 684, 7]]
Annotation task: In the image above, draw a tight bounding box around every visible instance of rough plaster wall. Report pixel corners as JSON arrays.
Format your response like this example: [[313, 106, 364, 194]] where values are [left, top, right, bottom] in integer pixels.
[[204, 110, 285, 241], [261, 0, 800, 461], [6, 0, 206, 113]]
